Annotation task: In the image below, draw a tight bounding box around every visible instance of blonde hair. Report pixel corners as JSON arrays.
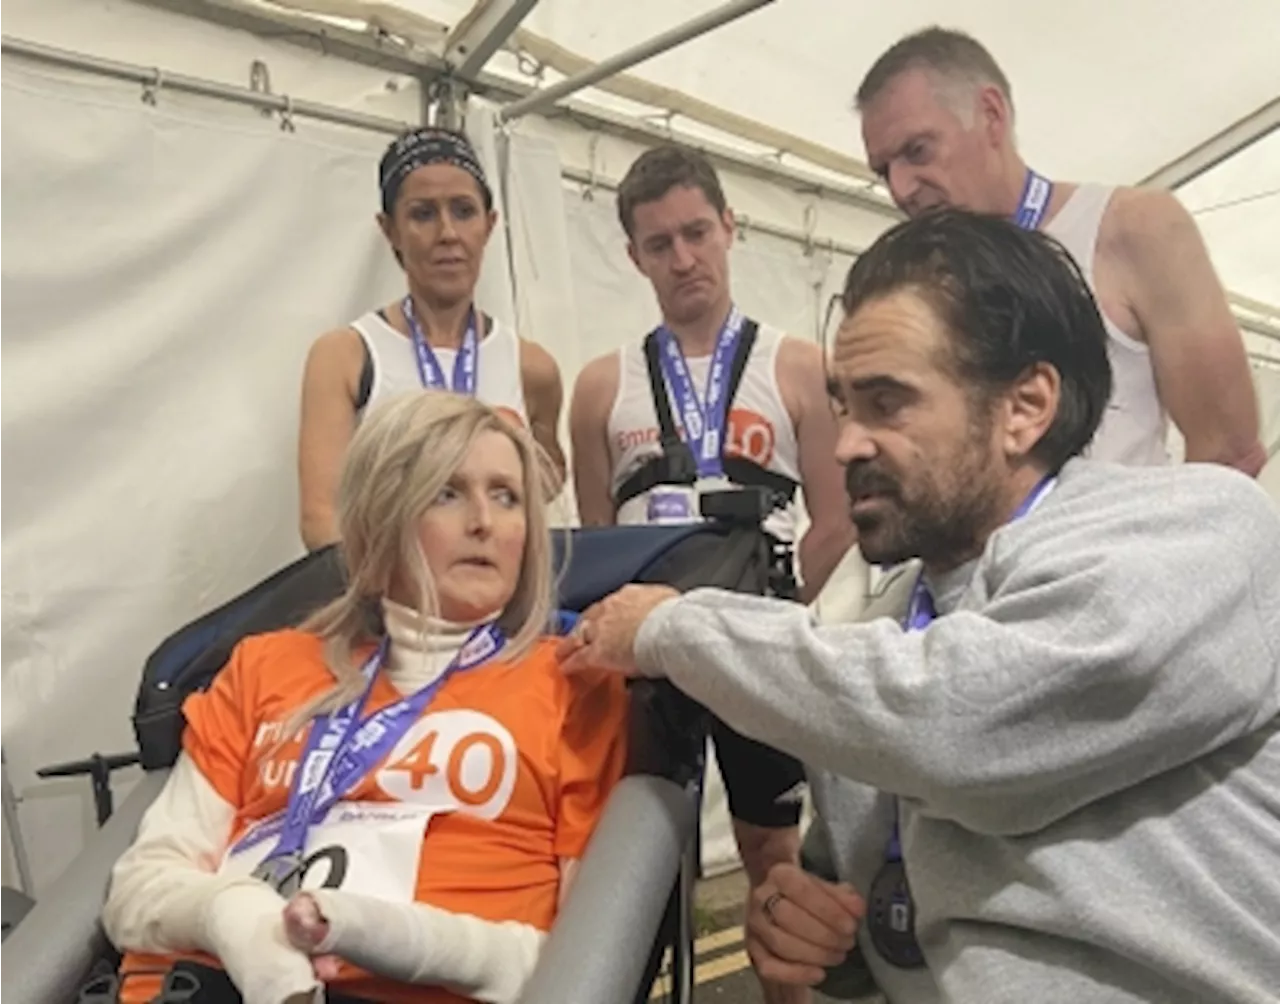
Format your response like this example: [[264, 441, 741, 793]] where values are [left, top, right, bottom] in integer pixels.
[[293, 391, 558, 730]]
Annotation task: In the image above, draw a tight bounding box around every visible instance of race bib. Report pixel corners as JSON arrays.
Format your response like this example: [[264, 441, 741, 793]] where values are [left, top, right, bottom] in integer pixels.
[[221, 801, 434, 903]]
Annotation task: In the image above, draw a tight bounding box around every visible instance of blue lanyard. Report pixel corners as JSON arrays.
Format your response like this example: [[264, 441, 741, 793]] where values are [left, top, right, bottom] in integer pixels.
[[887, 474, 1056, 861], [655, 306, 746, 478], [251, 623, 505, 865], [402, 295, 480, 394], [1013, 169, 1053, 231]]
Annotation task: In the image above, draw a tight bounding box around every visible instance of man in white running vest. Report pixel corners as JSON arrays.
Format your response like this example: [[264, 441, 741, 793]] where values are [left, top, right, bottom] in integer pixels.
[[569, 143, 856, 1004], [854, 26, 1265, 476]]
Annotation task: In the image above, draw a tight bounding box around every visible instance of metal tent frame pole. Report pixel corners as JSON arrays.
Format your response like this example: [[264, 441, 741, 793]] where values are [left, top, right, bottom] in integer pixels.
[[1140, 96, 1280, 190], [1, 35, 415, 137], [443, 0, 543, 81], [497, 0, 775, 123], [125, 0, 898, 219]]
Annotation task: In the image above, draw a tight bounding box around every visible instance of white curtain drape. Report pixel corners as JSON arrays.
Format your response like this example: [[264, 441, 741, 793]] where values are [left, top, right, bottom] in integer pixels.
[[1, 62, 412, 889]]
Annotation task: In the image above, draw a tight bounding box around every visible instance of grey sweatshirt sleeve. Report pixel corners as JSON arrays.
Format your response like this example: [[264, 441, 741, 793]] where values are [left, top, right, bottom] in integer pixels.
[[636, 465, 1280, 836]]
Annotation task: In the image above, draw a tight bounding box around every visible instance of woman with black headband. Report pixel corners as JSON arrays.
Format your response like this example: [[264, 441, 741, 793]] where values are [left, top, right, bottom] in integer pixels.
[[298, 127, 567, 551]]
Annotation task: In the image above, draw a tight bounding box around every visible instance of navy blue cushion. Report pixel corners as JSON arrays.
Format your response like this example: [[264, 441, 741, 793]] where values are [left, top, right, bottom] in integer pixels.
[[551, 525, 706, 613]]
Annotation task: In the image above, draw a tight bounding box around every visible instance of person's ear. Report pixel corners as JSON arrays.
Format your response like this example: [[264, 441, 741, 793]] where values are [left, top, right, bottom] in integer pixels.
[[377, 211, 405, 268], [1000, 362, 1060, 459], [977, 84, 1013, 148], [722, 207, 737, 243]]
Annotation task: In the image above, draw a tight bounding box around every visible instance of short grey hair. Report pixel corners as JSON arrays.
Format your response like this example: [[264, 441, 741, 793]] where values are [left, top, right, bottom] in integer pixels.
[[856, 27, 1015, 123]]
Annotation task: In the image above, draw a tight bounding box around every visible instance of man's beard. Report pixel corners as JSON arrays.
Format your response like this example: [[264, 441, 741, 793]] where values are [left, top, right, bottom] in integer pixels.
[[846, 438, 1003, 570]]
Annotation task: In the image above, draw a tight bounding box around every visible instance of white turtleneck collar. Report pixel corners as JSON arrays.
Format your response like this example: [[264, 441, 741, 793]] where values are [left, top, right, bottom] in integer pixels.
[[380, 598, 497, 696]]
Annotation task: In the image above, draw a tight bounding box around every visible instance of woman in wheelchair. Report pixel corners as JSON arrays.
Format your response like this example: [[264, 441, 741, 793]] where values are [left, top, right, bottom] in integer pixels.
[[102, 392, 629, 1004]]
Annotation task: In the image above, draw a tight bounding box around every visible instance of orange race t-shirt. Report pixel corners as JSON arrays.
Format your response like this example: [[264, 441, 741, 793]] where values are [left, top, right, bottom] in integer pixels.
[[118, 629, 628, 1003]]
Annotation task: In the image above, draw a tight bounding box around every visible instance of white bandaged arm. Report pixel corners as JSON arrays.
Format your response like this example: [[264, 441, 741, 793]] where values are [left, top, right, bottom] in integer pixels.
[[310, 890, 545, 1004], [103, 754, 554, 1004], [102, 755, 321, 1004]]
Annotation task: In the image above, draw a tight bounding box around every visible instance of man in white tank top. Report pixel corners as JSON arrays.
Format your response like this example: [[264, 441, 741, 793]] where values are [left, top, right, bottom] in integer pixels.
[[569, 144, 856, 1004], [854, 27, 1264, 476]]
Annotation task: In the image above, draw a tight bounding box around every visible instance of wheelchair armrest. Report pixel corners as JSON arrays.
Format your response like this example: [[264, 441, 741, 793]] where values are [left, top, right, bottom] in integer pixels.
[[1, 770, 169, 1004], [516, 773, 700, 1004]]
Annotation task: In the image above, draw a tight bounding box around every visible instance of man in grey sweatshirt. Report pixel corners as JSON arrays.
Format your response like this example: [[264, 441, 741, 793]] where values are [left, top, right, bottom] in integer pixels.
[[561, 208, 1280, 1004]]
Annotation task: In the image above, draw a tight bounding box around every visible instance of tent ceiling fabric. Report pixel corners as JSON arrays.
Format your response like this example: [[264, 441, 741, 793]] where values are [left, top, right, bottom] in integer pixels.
[[7, 0, 1276, 305], [1178, 131, 1280, 310], [527, 0, 1276, 177], [391, 0, 1280, 306]]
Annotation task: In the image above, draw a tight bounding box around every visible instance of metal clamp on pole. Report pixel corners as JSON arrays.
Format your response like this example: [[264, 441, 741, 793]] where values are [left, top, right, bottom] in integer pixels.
[[424, 73, 466, 130], [497, 0, 776, 123], [442, 0, 542, 81], [142, 67, 163, 105], [1, 750, 35, 897]]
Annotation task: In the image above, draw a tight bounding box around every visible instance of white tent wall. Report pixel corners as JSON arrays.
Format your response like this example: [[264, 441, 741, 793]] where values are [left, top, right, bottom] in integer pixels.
[[0, 0, 428, 124], [0, 57, 415, 891], [4, 0, 1280, 892]]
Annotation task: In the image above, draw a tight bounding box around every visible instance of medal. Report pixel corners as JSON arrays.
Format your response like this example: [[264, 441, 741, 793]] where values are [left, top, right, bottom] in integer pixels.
[[251, 850, 306, 897], [867, 859, 925, 969]]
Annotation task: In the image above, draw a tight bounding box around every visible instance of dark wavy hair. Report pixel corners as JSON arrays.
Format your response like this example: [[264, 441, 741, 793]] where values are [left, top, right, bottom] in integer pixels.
[[841, 208, 1113, 470]]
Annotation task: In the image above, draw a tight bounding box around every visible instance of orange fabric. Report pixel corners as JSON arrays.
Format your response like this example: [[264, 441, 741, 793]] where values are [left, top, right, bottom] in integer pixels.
[[119, 629, 628, 1004]]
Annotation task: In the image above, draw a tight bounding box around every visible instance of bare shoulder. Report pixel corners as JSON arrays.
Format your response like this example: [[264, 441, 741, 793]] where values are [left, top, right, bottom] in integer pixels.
[[768, 334, 826, 428], [518, 337, 563, 393], [568, 351, 621, 429], [574, 350, 622, 397], [774, 333, 824, 373], [305, 326, 365, 382], [774, 333, 827, 397], [1104, 185, 1197, 250]]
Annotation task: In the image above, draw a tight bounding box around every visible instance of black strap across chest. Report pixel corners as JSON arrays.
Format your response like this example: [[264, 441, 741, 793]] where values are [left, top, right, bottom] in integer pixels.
[[614, 319, 799, 509]]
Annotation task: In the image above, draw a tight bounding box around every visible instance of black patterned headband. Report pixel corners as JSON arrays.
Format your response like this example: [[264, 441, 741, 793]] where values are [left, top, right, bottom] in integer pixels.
[[378, 127, 493, 214]]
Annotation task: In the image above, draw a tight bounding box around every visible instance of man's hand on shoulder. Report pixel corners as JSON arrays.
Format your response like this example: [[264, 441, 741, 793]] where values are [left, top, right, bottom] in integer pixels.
[[557, 584, 679, 678]]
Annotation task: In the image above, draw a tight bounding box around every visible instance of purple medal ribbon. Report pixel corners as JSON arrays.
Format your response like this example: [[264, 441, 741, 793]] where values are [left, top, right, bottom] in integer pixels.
[[655, 306, 746, 479], [1013, 169, 1054, 231], [249, 623, 504, 870], [886, 474, 1056, 861], [402, 295, 479, 395]]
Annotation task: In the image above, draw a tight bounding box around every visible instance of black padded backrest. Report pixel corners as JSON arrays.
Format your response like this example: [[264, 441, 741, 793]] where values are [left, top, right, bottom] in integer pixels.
[[133, 546, 346, 769], [132, 523, 770, 774]]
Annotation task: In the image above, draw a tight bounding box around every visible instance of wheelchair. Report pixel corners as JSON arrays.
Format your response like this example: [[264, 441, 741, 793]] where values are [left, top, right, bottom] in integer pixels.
[[1, 487, 799, 1004]]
